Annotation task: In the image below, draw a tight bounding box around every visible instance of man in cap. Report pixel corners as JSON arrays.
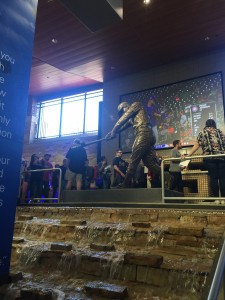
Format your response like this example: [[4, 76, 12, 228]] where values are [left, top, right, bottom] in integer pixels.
[[65, 139, 87, 191], [105, 101, 166, 188]]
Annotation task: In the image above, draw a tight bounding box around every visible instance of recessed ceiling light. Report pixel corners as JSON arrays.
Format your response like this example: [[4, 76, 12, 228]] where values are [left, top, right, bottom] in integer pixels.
[[204, 36, 210, 41], [52, 38, 58, 44], [143, 0, 151, 4]]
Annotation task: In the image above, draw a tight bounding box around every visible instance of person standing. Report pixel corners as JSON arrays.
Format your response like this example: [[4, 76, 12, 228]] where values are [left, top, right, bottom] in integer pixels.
[[41, 154, 53, 199], [65, 139, 87, 191], [59, 158, 68, 194], [169, 140, 183, 193], [111, 149, 128, 187], [28, 154, 43, 200], [189, 119, 225, 197], [20, 159, 29, 201], [52, 164, 60, 198], [83, 160, 95, 190], [105, 101, 169, 188], [96, 156, 111, 189]]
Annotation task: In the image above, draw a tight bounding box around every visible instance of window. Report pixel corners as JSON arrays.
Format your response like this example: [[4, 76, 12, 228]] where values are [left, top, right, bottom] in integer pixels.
[[61, 94, 85, 136], [85, 90, 103, 133], [36, 89, 103, 139]]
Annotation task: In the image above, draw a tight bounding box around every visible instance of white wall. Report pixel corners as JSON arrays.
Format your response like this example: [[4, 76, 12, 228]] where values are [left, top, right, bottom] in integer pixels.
[[102, 49, 225, 162]]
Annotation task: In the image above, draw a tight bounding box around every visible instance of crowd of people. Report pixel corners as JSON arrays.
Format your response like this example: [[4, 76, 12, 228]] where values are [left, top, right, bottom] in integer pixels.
[[19, 96, 225, 202], [20, 150, 162, 204], [19, 146, 151, 203], [20, 154, 66, 202]]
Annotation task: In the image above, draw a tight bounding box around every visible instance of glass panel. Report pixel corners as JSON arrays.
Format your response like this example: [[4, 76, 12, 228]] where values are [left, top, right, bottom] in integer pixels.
[[86, 89, 103, 99], [38, 100, 61, 138], [36, 89, 103, 139], [85, 90, 103, 133], [61, 97, 85, 136], [85, 96, 102, 133]]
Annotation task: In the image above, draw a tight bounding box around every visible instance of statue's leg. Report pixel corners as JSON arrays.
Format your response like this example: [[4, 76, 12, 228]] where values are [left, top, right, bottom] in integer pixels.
[[123, 137, 145, 188], [142, 147, 161, 176], [143, 149, 172, 188]]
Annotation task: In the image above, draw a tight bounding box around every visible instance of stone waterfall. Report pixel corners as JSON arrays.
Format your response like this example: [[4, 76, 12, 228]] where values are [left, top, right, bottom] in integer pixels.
[[1, 206, 225, 299]]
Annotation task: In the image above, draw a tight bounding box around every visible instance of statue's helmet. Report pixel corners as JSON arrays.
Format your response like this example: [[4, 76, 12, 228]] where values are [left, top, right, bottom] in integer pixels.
[[118, 102, 129, 114]]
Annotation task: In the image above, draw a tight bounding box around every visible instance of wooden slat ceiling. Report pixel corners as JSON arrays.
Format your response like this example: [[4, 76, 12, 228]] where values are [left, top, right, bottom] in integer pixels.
[[29, 0, 225, 97]]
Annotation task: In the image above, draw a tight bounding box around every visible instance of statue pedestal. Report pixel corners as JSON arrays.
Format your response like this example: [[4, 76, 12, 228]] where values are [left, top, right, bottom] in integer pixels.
[[61, 188, 184, 207]]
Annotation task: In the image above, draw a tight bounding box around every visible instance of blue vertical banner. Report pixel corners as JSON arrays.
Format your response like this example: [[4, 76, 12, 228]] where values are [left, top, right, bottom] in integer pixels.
[[0, 0, 38, 281]]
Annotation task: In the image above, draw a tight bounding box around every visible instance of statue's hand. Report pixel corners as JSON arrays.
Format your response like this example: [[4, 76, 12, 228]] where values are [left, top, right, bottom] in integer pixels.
[[105, 132, 112, 140], [105, 131, 116, 141]]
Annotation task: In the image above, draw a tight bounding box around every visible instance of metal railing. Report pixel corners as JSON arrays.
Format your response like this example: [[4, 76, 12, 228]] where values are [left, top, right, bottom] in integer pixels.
[[202, 231, 225, 300], [161, 153, 225, 203], [18, 167, 62, 203]]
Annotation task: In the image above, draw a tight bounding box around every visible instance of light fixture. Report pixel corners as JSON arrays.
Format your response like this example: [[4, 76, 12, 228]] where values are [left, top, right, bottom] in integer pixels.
[[51, 38, 58, 44], [143, 0, 151, 4]]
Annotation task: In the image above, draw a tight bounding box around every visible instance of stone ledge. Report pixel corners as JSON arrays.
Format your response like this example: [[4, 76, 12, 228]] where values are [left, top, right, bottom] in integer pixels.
[[50, 242, 73, 251], [124, 253, 163, 267], [85, 281, 128, 299], [17, 215, 33, 221], [90, 243, 116, 251]]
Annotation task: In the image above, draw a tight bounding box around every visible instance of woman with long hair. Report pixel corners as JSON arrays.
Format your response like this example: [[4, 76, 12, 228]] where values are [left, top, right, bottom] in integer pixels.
[[189, 119, 225, 197]]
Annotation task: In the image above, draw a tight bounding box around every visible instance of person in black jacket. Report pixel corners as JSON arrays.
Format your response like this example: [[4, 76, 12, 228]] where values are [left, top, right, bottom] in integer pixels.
[[28, 154, 43, 199], [65, 139, 87, 190], [111, 149, 128, 187]]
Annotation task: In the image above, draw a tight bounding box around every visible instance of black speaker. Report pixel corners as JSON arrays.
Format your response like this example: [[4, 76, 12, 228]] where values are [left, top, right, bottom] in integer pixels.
[[59, 0, 123, 32]]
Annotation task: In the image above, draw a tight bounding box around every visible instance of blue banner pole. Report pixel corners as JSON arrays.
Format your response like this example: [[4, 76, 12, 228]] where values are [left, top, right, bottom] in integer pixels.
[[0, 0, 38, 283]]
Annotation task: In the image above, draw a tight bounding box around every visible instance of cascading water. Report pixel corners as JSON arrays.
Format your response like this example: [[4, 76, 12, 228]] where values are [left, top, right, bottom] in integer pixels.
[[1, 206, 224, 299]]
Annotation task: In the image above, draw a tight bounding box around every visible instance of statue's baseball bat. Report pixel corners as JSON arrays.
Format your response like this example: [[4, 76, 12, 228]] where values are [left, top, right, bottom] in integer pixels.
[[82, 137, 106, 147]]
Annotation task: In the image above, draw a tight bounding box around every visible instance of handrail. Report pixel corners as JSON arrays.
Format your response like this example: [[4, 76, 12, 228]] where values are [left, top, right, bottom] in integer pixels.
[[201, 231, 225, 300], [19, 167, 62, 203], [161, 153, 225, 203]]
